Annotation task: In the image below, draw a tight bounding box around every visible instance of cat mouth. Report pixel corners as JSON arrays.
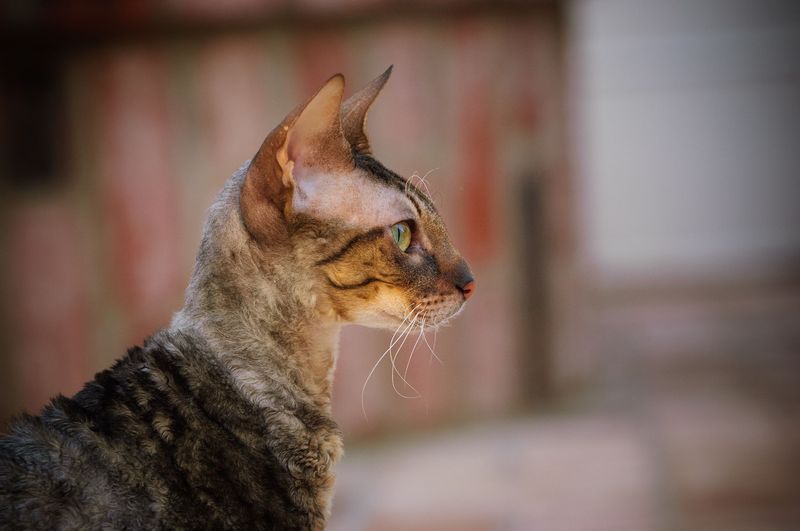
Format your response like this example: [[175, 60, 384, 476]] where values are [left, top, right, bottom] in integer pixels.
[[402, 295, 465, 328]]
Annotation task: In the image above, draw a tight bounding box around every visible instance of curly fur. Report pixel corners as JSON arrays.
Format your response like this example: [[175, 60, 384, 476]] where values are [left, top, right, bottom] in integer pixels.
[[0, 330, 339, 530]]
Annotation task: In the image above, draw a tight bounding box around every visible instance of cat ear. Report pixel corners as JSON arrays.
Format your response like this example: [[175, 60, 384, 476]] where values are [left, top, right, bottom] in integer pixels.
[[341, 66, 392, 155], [284, 74, 352, 171], [241, 74, 351, 241]]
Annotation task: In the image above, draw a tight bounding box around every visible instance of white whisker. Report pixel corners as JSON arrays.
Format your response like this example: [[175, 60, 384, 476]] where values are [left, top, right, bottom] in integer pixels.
[[402, 318, 427, 381], [389, 311, 422, 399], [405, 171, 419, 194], [420, 318, 443, 365], [416, 168, 438, 200], [388, 304, 418, 348], [361, 304, 420, 420], [406, 169, 438, 205]]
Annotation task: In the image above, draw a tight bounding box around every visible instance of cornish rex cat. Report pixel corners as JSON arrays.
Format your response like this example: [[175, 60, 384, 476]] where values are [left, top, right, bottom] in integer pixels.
[[0, 68, 474, 530]]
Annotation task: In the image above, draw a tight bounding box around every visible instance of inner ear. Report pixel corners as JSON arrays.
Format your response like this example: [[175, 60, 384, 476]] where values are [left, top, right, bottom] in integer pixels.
[[241, 74, 352, 242], [285, 75, 352, 175]]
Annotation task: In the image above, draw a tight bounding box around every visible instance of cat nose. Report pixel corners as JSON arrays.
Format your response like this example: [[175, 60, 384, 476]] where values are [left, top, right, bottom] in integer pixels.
[[450, 259, 475, 301], [460, 279, 475, 300]]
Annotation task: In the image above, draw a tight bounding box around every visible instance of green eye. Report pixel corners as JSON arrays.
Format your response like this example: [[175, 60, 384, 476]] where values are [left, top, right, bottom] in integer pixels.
[[390, 222, 412, 252]]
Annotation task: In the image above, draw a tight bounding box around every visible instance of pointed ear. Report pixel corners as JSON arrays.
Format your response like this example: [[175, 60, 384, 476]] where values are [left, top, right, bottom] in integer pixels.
[[341, 66, 392, 155], [241, 74, 351, 241]]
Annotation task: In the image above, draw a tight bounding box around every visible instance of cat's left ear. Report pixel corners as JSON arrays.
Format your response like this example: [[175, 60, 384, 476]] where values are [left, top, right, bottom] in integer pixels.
[[341, 66, 393, 155], [241, 74, 351, 241]]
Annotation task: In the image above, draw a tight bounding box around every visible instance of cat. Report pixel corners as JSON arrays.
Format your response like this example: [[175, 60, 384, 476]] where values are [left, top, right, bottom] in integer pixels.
[[0, 67, 474, 530]]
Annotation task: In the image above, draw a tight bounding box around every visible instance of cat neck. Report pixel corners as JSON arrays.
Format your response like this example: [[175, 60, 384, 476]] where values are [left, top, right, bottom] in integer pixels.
[[171, 167, 340, 413]]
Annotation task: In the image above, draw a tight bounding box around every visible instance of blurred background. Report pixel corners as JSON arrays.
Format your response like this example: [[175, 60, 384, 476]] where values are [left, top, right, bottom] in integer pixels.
[[1, 0, 798, 529]]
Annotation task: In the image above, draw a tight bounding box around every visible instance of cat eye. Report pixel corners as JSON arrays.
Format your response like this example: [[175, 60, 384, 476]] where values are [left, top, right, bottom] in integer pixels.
[[390, 221, 412, 252]]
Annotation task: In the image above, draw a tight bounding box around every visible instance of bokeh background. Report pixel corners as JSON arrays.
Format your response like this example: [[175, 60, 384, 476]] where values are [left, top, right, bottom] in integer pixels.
[[1, 0, 799, 529]]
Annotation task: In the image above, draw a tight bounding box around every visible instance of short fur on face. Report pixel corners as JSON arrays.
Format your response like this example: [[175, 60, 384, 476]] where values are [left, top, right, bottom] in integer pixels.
[[241, 68, 474, 331]]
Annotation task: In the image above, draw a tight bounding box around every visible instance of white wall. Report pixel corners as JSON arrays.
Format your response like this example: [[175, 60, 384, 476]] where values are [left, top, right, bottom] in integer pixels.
[[570, 0, 800, 283]]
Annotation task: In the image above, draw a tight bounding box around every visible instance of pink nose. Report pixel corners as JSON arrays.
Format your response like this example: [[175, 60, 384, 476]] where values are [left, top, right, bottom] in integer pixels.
[[461, 280, 475, 300]]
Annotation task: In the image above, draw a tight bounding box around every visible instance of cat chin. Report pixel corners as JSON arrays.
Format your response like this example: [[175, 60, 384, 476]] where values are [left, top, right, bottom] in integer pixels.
[[339, 304, 419, 330], [348, 310, 409, 330]]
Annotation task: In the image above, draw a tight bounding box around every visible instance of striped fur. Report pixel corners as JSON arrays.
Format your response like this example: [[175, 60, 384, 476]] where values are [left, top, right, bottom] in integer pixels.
[[0, 331, 337, 530]]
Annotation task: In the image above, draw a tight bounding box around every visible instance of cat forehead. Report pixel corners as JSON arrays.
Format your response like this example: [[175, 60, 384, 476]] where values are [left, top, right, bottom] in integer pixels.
[[292, 168, 416, 228]]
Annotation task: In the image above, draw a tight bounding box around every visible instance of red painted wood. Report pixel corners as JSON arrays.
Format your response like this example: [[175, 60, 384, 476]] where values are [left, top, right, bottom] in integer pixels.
[[92, 48, 183, 344], [4, 202, 91, 415], [295, 31, 350, 95], [195, 33, 271, 182], [454, 20, 496, 264]]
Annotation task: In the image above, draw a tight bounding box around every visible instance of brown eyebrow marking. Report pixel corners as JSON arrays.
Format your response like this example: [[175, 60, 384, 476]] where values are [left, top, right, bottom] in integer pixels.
[[352, 152, 436, 215], [316, 227, 385, 266]]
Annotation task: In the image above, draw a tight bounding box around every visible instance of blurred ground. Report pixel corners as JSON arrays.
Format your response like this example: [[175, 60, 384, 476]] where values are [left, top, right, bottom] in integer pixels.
[[329, 284, 800, 531]]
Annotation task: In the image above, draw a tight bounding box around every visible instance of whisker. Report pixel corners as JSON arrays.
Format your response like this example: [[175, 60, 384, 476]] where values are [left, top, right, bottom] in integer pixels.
[[417, 168, 438, 200], [420, 318, 444, 365], [388, 304, 419, 348], [402, 318, 427, 382], [361, 304, 420, 420], [406, 169, 438, 205], [386, 307, 422, 389], [405, 171, 419, 194], [389, 311, 422, 398]]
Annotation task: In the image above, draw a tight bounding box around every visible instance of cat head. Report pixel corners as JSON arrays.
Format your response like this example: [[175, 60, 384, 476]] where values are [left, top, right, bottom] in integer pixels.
[[240, 69, 474, 330]]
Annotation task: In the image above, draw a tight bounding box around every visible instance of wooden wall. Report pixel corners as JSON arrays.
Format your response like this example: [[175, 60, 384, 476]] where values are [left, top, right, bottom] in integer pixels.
[[0, 1, 577, 439]]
